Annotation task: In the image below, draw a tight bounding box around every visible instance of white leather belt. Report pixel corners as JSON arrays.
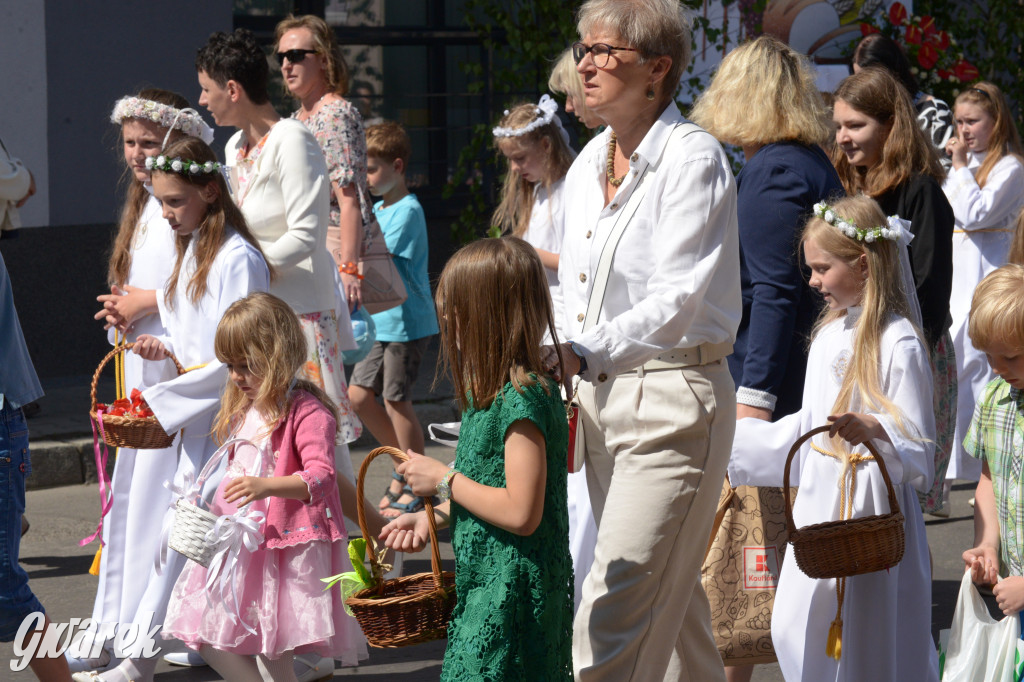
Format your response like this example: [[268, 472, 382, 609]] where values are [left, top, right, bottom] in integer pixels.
[[625, 341, 733, 378]]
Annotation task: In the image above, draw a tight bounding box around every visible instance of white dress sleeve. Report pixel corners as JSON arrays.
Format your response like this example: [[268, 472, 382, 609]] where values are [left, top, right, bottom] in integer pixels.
[[944, 155, 1024, 229], [144, 243, 270, 433], [728, 409, 810, 488], [871, 336, 936, 493]]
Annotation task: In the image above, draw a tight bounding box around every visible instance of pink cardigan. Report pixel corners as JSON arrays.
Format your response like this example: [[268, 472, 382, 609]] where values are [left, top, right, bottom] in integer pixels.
[[262, 390, 347, 549]]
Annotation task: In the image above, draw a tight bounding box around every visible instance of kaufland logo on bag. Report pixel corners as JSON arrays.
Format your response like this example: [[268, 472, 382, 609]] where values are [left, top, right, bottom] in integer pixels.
[[743, 546, 780, 590]]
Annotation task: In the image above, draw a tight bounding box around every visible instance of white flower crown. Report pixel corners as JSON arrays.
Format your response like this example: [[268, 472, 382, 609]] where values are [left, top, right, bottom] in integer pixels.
[[145, 155, 220, 176], [492, 94, 561, 139], [110, 96, 214, 144], [813, 202, 904, 243]]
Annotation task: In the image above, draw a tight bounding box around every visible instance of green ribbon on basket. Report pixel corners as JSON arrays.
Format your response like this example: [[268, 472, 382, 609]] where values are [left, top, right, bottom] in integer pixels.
[[322, 537, 392, 616]]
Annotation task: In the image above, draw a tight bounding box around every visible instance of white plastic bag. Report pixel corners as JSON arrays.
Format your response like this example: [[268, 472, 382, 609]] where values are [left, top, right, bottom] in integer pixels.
[[941, 569, 1024, 681]]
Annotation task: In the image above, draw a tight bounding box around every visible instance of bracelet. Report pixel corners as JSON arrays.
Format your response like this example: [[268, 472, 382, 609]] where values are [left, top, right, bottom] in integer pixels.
[[436, 461, 458, 502], [339, 261, 364, 279]]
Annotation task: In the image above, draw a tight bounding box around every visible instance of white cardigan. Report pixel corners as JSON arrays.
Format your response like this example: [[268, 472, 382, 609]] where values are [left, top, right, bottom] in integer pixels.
[[226, 119, 335, 315]]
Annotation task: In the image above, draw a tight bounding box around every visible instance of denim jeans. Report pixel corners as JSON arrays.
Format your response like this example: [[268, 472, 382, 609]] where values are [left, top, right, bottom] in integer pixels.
[[0, 401, 43, 641]]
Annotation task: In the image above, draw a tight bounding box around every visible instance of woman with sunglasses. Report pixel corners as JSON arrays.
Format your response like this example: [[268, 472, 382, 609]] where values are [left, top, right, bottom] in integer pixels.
[[194, 29, 369, 679], [275, 15, 369, 314], [544, 1, 739, 679]]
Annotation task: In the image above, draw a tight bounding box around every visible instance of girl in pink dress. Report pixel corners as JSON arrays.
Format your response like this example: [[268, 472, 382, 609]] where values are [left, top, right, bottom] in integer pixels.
[[162, 291, 366, 680]]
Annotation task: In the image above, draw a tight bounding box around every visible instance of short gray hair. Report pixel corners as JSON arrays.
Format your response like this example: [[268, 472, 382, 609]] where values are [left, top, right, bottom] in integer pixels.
[[578, 0, 692, 102]]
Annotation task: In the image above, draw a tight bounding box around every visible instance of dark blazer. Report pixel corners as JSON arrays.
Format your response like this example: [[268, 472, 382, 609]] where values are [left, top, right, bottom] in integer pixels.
[[728, 142, 844, 419]]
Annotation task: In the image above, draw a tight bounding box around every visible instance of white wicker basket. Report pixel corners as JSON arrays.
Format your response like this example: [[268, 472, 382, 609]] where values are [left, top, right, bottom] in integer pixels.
[[168, 498, 220, 567], [165, 437, 269, 568]]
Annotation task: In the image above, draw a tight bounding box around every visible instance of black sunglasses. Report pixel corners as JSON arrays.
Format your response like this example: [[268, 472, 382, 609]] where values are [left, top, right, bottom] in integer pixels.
[[275, 48, 317, 66]]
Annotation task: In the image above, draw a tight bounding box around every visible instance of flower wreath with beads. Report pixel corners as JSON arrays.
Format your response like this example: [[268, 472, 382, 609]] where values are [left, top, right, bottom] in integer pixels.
[[492, 94, 569, 146], [110, 96, 214, 144], [145, 154, 221, 176], [813, 202, 904, 243]]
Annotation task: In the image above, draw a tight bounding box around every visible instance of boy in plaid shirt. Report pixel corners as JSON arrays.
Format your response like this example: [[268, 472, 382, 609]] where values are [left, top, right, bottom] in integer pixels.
[[963, 264, 1024, 615]]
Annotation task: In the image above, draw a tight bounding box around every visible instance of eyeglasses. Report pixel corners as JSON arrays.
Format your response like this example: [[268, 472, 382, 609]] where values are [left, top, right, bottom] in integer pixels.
[[275, 48, 317, 66], [572, 41, 638, 68]]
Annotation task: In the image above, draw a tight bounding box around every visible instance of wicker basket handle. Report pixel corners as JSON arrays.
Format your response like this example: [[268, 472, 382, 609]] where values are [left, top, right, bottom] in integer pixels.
[[782, 425, 902, 533], [89, 342, 185, 413], [356, 446, 445, 596]]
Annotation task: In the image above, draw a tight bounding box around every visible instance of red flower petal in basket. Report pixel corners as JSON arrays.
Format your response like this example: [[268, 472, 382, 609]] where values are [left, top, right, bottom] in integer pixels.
[[919, 15, 937, 37], [954, 60, 979, 81], [860, 22, 881, 36], [889, 2, 908, 26], [917, 45, 939, 70]]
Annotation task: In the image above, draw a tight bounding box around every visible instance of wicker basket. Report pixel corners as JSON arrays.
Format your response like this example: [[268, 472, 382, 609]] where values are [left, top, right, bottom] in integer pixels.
[[89, 343, 184, 449], [345, 446, 456, 648], [168, 498, 220, 567], [784, 425, 905, 579]]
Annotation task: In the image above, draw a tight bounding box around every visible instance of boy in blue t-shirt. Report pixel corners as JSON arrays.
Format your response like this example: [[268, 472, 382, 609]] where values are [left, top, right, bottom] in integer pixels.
[[350, 121, 439, 517], [962, 264, 1024, 615]]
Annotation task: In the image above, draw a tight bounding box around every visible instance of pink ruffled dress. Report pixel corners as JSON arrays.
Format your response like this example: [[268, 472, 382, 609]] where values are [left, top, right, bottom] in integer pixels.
[[162, 408, 367, 664]]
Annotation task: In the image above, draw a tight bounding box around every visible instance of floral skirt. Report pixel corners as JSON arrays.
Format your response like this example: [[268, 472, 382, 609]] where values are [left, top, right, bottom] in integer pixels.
[[297, 310, 362, 444], [918, 330, 957, 514]]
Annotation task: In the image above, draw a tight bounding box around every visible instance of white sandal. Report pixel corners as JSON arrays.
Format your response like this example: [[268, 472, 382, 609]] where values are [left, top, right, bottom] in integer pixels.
[[294, 654, 335, 682]]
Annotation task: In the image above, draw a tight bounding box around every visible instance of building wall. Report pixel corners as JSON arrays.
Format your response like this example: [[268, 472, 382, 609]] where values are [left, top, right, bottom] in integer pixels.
[[0, 0, 233, 379]]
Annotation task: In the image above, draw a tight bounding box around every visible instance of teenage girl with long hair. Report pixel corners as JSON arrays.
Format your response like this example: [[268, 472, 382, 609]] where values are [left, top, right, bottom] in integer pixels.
[[943, 81, 1024, 491], [831, 66, 956, 515], [729, 195, 938, 681], [70, 90, 213, 675]]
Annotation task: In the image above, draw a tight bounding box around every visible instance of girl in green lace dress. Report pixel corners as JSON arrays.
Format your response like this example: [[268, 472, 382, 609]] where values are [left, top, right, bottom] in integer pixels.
[[380, 236, 572, 680]]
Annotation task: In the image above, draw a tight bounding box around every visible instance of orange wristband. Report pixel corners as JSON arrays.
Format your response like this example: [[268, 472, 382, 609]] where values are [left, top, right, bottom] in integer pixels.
[[339, 262, 363, 279]]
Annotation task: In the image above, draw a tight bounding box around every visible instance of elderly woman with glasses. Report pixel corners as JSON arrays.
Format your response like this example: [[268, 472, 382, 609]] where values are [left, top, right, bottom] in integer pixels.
[[275, 15, 369, 312], [544, 0, 740, 679]]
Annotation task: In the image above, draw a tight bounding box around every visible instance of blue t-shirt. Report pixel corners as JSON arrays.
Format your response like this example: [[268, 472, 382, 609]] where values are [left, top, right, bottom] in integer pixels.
[[371, 194, 438, 341]]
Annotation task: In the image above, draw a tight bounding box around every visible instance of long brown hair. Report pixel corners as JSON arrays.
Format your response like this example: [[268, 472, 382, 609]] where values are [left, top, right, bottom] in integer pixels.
[[108, 88, 189, 288], [154, 136, 271, 307], [492, 103, 575, 237], [953, 82, 1024, 188], [436, 237, 560, 412], [801, 196, 921, 440], [831, 67, 944, 197], [212, 292, 338, 442]]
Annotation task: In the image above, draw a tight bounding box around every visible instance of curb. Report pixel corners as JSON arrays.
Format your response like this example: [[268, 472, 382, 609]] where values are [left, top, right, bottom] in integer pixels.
[[27, 399, 459, 491]]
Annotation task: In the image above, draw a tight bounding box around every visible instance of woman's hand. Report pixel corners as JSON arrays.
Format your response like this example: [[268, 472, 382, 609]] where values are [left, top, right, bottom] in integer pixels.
[[542, 343, 577, 396], [379, 511, 431, 553], [963, 544, 999, 586], [223, 476, 273, 506], [945, 136, 969, 170], [132, 334, 168, 361], [340, 271, 362, 312], [826, 412, 887, 446], [396, 450, 448, 497]]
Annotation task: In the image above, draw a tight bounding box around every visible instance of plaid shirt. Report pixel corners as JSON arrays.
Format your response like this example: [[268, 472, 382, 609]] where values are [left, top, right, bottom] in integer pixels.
[[965, 377, 1024, 576]]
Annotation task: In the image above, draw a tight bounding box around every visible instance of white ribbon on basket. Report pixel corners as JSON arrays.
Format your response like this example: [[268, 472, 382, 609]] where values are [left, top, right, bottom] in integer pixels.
[[203, 506, 267, 634], [155, 454, 200, 576]]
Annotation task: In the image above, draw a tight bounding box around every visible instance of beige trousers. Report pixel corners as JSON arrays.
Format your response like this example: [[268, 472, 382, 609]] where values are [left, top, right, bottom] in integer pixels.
[[573, 360, 734, 682]]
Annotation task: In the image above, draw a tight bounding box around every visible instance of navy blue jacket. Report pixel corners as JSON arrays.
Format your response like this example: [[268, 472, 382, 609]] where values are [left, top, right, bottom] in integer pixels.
[[728, 142, 844, 419]]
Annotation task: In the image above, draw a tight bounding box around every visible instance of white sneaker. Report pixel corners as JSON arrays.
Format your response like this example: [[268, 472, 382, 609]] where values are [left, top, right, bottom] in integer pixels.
[[294, 654, 334, 681], [163, 650, 207, 667]]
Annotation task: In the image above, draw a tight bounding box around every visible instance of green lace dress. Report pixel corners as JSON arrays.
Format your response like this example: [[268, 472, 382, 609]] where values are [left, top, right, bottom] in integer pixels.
[[441, 377, 573, 681]]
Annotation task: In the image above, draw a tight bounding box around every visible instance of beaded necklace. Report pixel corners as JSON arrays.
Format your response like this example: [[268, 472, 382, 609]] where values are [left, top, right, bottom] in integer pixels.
[[606, 133, 627, 187]]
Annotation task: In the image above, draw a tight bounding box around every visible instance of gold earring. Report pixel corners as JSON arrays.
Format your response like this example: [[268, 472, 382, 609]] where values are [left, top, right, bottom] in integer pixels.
[[646, 86, 655, 101]]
